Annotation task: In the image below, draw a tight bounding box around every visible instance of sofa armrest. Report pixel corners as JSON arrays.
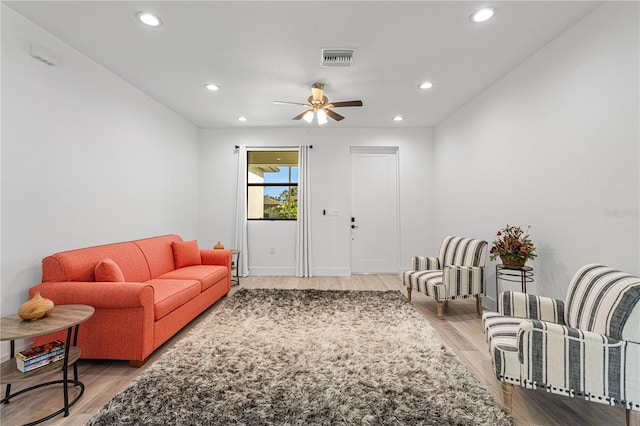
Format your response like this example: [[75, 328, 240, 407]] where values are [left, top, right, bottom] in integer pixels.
[[410, 256, 440, 271], [200, 249, 232, 269], [29, 281, 156, 362], [499, 290, 565, 324], [442, 265, 485, 295], [201, 249, 232, 290], [29, 281, 154, 309], [443, 265, 484, 279], [517, 320, 639, 404]]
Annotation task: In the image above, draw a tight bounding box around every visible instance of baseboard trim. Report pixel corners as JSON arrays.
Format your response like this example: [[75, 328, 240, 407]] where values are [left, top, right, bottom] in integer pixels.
[[247, 267, 352, 276], [248, 267, 296, 276]]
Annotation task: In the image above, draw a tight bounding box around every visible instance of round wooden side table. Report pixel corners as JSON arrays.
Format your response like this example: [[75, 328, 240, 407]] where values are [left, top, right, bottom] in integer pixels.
[[1, 304, 94, 425]]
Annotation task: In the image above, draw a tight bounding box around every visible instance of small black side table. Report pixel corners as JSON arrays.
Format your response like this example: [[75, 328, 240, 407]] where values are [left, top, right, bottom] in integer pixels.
[[230, 249, 240, 286], [496, 264, 534, 295]]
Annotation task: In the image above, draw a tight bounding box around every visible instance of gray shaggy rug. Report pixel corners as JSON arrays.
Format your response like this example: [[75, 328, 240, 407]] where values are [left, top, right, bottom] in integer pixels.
[[86, 289, 513, 425]]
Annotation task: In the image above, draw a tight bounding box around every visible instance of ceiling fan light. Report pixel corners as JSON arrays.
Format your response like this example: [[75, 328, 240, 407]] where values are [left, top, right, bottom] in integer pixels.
[[419, 81, 433, 90], [317, 109, 328, 125], [204, 83, 220, 91], [302, 110, 314, 123], [393, 115, 404, 122]]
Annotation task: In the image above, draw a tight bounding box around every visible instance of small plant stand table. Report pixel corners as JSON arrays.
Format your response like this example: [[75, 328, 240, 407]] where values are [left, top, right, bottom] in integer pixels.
[[1, 304, 94, 425], [231, 249, 241, 286], [495, 264, 534, 295]]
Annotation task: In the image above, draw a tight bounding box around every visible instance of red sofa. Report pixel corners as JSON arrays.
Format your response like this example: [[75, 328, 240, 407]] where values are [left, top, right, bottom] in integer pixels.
[[29, 234, 231, 366]]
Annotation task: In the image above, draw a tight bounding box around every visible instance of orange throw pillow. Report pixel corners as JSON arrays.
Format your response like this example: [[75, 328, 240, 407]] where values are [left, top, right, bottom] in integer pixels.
[[172, 240, 202, 269], [94, 258, 125, 282]]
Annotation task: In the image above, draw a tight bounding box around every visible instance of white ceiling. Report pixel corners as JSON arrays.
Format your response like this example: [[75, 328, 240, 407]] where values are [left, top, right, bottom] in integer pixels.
[[5, 1, 601, 129]]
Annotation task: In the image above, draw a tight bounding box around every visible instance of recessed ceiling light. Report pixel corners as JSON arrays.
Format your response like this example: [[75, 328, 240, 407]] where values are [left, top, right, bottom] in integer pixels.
[[470, 7, 495, 23], [204, 83, 220, 91], [237, 116, 248, 122], [393, 115, 404, 122], [419, 81, 434, 90], [136, 12, 162, 27]]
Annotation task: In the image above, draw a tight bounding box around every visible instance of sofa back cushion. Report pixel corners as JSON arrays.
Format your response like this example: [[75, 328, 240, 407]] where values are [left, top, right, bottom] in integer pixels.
[[437, 236, 488, 268], [565, 264, 640, 342], [133, 234, 183, 279], [42, 242, 151, 283]]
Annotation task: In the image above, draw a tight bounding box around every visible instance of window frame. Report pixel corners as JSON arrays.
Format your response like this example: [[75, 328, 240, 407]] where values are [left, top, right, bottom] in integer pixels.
[[246, 149, 299, 221]]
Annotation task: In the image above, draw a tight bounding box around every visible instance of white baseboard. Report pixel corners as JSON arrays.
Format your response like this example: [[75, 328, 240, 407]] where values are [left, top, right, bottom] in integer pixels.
[[247, 267, 352, 276], [312, 267, 351, 276], [248, 267, 296, 276]]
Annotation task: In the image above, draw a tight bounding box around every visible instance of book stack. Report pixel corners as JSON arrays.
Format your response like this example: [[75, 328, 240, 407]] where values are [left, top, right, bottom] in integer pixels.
[[16, 340, 65, 373]]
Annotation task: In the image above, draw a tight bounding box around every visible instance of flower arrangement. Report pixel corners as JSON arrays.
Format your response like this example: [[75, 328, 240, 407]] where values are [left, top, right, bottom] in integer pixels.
[[489, 225, 537, 267]]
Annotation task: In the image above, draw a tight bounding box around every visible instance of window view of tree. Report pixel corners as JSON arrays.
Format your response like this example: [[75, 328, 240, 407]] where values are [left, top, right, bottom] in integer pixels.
[[269, 186, 298, 218], [247, 151, 298, 220]]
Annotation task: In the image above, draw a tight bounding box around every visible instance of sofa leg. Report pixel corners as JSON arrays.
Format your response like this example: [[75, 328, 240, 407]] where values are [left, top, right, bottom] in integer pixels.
[[501, 382, 514, 414], [627, 409, 640, 426], [130, 358, 147, 368], [476, 296, 483, 316], [407, 287, 412, 302], [436, 301, 444, 320]]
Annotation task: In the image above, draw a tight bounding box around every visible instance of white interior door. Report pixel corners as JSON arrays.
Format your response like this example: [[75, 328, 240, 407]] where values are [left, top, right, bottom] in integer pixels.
[[350, 147, 399, 274]]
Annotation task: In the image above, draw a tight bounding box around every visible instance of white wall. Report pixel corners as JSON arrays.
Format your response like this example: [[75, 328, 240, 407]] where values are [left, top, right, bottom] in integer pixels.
[[0, 6, 201, 323], [199, 128, 434, 276], [434, 2, 639, 304]]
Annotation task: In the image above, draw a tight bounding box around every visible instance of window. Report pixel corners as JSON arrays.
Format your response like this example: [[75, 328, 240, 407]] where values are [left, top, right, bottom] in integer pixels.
[[247, 150, 298, 220]]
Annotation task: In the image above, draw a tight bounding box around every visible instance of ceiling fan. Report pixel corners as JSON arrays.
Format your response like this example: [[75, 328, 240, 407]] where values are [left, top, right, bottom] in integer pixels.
[[273, 83, 363, 124]]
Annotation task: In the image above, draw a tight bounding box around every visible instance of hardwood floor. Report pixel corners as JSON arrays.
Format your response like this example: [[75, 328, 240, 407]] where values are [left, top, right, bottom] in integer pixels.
[[1, 275, 627, 425]]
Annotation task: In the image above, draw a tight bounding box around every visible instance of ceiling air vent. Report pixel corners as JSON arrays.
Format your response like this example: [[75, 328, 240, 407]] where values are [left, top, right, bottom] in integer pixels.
[[321, 49, 355, 67]]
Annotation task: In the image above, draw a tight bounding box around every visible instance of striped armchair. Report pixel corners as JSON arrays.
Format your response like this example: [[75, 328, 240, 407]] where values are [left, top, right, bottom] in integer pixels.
[[403, 236, 488, 319], [483, 264, 640, 424]]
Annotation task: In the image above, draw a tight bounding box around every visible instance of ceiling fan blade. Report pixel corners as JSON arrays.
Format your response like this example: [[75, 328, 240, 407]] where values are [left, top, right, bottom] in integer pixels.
[[273, 101, 311, 106], [329, 100, 363, 108], [311, 83, 324, 102], [325, 109, 345, 121], [292, 110, 312, 120]]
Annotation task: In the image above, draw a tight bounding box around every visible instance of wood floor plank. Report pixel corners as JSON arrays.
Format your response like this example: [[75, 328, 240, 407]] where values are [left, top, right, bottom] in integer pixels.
[[0, 275, 627, 425]]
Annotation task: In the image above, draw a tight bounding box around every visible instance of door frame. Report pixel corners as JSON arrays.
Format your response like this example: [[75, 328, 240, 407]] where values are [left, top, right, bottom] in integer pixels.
[[349, 146, 401, 274]]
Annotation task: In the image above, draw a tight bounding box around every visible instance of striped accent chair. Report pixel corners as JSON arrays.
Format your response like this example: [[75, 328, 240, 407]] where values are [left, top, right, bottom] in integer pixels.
[[403, 236, 488, 319], [483, 264, 640, 424]]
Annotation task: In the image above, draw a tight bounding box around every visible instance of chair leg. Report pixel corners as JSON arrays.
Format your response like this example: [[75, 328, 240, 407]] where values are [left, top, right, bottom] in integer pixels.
[[436, 301, 444, 320], [476, 296, 483, 315], [627, 409, 640, 426], [407, 287, 412, 302], [501, 382, 514, 414]]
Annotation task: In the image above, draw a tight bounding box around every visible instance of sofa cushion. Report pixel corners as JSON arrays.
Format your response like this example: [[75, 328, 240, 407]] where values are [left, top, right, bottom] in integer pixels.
[[42, 242, 151, 283], [171, 240, 202, 269], [157, 265, 228, 292], [94, 258, 125, 282], [145, 279, 201, 321], [134, 234, 183, 279]]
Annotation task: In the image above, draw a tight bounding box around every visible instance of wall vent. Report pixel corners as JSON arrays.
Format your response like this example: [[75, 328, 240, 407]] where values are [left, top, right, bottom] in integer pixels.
[[30, 44, 57, 66], [321, 49, 355, 67]]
